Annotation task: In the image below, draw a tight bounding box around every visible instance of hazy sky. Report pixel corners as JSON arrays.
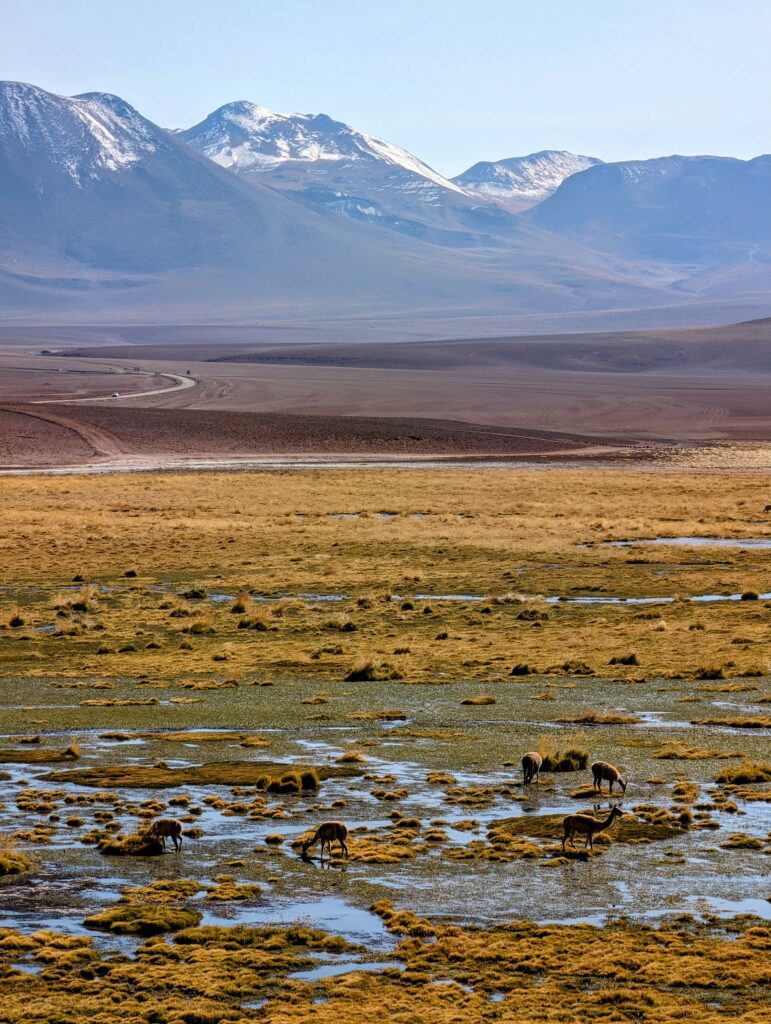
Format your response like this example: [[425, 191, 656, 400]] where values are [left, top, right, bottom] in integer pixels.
[[3, 0, 769, 175]]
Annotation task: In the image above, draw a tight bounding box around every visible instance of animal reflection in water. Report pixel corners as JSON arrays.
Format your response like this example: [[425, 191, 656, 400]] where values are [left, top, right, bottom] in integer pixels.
[[301, 821, 349, 862]]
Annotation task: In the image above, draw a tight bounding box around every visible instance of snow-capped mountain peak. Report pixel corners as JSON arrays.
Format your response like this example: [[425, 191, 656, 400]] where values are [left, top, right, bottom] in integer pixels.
[[182, 101, 465, 193], [0, 80, 160, 184], [452, 150, 603, 208]]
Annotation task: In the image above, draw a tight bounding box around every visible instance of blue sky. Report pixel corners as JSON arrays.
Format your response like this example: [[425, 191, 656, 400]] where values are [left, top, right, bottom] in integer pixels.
[[3, 0, 769, 175]]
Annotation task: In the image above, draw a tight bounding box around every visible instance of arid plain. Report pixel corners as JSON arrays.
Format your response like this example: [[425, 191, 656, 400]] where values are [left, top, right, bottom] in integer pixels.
[[1, 317, 771, 470]]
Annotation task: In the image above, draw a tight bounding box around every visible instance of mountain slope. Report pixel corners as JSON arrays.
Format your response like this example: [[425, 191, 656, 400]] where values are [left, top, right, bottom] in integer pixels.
[[452, 151, 602, 210], [0, 81, 535, 317], [180, 100, 461, 191], [527, 155, 771, 268], [0, 82, 765, 326], [181, 101, 526, 248]]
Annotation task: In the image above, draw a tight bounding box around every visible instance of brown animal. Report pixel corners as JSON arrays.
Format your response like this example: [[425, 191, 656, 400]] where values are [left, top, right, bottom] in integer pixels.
[[764, 504, 771, 513], [143, 818, 183, 852], [591, 760, 627, 794], [521, 751, 543, 785], [301, 820, 348, 859], [562, 805, 623, 851]]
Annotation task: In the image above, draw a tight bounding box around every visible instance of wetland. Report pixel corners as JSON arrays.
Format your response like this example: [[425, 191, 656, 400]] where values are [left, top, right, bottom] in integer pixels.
[[0, 467, 769, 1022]]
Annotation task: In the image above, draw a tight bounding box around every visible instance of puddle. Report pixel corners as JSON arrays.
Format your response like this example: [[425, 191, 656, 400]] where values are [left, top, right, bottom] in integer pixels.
[[290, 960, 403, 981], [201, 895, 394, 949], [391, 591, 771, 606], [686, 896, 771, 920], [10, 962, 44, 974], [431, 979, 475, 994]]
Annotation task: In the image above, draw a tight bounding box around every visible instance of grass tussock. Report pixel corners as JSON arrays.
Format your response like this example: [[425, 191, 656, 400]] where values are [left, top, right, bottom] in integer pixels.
[[692, 715, 771, 729], [0, 839, 32, 876], [541, 747, 589, 772], [84, 902, 201, 934], [344, 658, 404, 681], [714, 761, 771, 784], [653, 741, 742, 760], [45, 761, 337, 790], [0, 743, 79, 764]]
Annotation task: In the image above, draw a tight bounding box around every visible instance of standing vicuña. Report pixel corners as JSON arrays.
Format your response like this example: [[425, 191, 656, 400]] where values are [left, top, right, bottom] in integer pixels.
[[301, 821, 348, 859], [143, 818, 183, 852], [521, 751, 543, 785], [562, 805, 623, 851], [591, 760, 627, 794]]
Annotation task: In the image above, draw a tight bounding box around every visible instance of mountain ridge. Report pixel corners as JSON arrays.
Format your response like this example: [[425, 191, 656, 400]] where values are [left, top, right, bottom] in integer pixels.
[[1, 80, 769, 327]]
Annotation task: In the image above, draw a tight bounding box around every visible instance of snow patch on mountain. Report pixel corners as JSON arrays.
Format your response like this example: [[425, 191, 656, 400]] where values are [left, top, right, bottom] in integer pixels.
[[0, 81, 159, 185], [182, 100, 465, 193], [453, 150, 603, 205]]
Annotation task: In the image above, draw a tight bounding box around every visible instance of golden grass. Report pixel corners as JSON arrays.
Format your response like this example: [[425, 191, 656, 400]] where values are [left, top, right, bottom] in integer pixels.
[[43, 761, 345, 789], [0, 839, 32, 876], [0, 467, 768, 685], [653, 741, 743, 760]]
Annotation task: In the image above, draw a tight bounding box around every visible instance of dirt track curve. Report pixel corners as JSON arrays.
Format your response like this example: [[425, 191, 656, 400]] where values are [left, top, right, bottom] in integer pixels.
[[0, 405, 126, 459]]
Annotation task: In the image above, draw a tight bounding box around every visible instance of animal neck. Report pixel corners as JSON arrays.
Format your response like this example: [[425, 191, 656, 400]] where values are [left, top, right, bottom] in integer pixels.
[[598, 810, 617, 830]]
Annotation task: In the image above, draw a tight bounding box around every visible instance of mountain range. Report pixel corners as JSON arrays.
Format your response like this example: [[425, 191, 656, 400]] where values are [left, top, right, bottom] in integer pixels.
[[0, 81, 769, 326]]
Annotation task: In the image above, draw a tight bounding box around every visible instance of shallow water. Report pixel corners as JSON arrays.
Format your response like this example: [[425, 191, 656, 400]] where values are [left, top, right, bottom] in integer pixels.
[[605, 537, 771, 550], [0, 672, 768, 952], [290, 959, 404, 981]]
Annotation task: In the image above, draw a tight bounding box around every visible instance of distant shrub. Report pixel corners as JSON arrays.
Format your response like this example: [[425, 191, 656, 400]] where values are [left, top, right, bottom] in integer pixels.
[[323, 615, 357, 632], [510, 663, 536, 676], [694, 666, 724, 680], [344, 658, 403, 682], [238, 613, 273, 632], [181, 619, 214, 635], [740, 591, 759, 601], [609, 653, 639, 666]]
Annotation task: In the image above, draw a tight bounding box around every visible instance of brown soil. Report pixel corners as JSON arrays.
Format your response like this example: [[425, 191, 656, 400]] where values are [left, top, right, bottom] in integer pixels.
[[0, 403, 627, 466]]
